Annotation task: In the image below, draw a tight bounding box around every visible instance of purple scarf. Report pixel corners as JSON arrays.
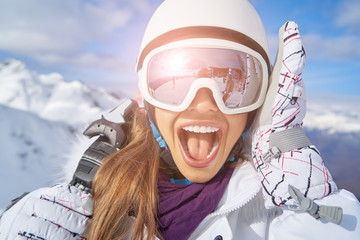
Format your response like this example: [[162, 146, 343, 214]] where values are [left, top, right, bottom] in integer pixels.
[[157, 167, 234, 240]]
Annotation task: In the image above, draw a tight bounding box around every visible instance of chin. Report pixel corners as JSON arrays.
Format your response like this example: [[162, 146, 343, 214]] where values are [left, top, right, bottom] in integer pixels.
[[180, 167, 219, 183]]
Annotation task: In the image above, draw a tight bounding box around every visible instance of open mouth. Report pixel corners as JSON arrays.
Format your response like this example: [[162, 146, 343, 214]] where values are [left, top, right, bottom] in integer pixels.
[[178, 124, 221, 167]]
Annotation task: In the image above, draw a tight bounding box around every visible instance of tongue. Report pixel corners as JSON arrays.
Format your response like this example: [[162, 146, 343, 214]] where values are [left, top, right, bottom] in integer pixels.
[[187, 132, 215, 160]]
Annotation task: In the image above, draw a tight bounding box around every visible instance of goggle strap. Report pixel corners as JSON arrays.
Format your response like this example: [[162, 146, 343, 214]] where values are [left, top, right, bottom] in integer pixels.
[[137, 26, 271, 74]]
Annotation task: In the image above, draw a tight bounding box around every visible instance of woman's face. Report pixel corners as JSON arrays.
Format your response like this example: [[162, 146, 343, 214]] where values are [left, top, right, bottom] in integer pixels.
[[155, 88, 248, 183]]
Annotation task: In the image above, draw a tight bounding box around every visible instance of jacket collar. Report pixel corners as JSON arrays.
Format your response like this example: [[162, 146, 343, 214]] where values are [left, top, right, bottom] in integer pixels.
[[213, 161, 262, 215]]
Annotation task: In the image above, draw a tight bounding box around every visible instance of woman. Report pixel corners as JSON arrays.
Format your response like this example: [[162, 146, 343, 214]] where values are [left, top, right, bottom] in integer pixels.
[[1, 0, 360, 239]]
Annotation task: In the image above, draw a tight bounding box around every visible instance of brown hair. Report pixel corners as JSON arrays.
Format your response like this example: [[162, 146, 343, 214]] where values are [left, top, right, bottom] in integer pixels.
[[88, 109, 160, 240]]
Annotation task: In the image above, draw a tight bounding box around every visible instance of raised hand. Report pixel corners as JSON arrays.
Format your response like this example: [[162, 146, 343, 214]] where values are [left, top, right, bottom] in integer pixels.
[[251, 21, 337, 207]]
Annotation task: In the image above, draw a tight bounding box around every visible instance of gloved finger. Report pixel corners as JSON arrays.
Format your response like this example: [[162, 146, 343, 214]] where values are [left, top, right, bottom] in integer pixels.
[[252, 21, 305, 129], [271, 21, 306, 128], [281, 21, 305, 77]]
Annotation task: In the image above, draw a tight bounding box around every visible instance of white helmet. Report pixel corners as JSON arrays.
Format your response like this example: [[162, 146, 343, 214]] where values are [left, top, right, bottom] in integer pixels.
[[137, 0, 271, 114]]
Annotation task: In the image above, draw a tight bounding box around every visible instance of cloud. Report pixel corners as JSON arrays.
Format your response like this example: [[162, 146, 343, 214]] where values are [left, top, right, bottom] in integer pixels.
[[128, 0, 157, 13], [303, 34, 360, 62], [0, 0, 135, 69], [336, 0, 360, 33], [305, 94, 360, 133], [296, 0, 360, 63], [34, 52, 127, 70]]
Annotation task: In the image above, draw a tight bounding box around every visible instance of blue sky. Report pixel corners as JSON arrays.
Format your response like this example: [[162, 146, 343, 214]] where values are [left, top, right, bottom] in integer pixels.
[[0, 0, 359, 98]]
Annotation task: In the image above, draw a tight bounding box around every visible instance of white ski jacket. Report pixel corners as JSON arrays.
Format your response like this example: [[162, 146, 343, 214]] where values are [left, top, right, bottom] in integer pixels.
[[1, 162, 360, 240]]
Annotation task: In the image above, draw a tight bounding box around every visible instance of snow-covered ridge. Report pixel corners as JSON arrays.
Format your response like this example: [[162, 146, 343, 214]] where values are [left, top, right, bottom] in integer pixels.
[[0, 59, 121, 128]]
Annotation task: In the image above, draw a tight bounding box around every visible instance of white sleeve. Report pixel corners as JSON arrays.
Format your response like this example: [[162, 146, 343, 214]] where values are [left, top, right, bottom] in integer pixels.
[[269, 189, 360, 240], [0, 184, 92, 240]]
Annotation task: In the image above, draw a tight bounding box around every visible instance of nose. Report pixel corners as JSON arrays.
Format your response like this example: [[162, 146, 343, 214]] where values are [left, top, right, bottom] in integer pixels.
[[187, 88, 219, 113]]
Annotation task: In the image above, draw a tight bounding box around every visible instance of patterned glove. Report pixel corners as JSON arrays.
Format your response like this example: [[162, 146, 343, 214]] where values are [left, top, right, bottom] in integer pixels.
[[251, 21, 337, 207], [0, 185, 92, 239]]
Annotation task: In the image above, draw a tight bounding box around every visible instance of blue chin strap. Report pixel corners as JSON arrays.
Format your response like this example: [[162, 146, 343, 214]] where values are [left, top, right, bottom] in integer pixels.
[[149, 118, 168, 150]]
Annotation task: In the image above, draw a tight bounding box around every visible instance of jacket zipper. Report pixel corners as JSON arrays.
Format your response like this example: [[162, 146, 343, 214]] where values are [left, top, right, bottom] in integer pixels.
[[189, 183, 262, 239], [209, 183, 261, 217]]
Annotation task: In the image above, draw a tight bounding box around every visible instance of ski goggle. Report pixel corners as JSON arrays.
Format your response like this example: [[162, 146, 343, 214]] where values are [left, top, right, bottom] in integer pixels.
[[138, 47, 268, 114]]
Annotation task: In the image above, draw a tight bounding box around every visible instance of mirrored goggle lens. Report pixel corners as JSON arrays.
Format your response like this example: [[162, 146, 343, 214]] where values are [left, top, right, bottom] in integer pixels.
[[147, 48, 263, 111]]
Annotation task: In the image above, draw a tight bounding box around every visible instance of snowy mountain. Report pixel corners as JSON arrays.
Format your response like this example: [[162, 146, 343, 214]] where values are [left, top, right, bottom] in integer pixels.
[[0, 59, 121, 128], [0, 59, 122, 209], [0, 59, 359, 211]]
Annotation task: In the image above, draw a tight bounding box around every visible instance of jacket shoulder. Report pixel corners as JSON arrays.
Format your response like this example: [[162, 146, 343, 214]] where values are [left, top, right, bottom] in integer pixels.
[[0, 185, 91, 240], [269, 189, 360, 240]]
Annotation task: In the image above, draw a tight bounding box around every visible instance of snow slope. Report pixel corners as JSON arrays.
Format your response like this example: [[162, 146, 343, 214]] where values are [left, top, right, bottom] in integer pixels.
[[0, 105, 75, 208]]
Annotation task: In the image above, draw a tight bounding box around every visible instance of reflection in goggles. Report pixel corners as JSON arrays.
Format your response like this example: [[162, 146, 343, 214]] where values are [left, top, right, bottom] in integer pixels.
[[147, 48, 262, 110]]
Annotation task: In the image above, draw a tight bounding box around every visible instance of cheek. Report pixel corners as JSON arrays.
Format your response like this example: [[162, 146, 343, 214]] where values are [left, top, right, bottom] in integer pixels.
[[226, 114, 248, 147], [233, 113, 248, 132]]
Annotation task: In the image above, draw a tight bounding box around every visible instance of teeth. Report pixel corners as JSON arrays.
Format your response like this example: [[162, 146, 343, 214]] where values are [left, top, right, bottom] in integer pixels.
[[183, 125, 219, 133]]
